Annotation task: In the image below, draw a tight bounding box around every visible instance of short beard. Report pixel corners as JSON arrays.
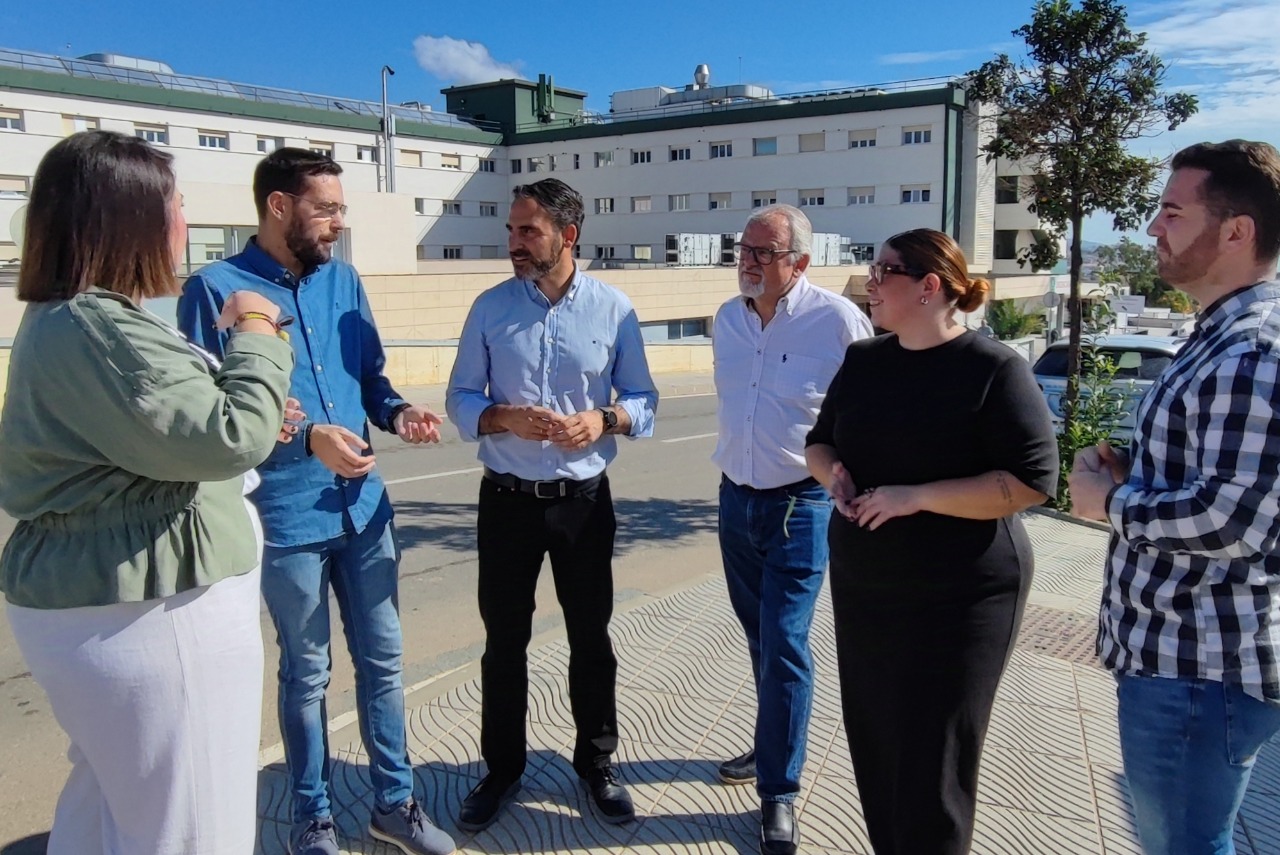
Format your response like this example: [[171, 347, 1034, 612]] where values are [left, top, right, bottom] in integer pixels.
[[285, 216, 331, 270], [1157, 222, 1219, 287], [738, 273, 765, 300], [512, 235, 563, 280]]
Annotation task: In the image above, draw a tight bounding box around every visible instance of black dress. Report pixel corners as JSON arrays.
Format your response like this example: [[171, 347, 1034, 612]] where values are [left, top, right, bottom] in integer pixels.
[[806, 331, 1058, 855]]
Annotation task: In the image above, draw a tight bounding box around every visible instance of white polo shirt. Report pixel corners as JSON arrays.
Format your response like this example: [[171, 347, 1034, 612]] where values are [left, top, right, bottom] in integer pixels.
[[712, 275, 873, 489]]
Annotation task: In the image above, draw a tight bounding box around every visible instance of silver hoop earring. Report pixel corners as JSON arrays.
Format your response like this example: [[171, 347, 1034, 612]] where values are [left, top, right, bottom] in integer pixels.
[[920, 297, 929, 305]]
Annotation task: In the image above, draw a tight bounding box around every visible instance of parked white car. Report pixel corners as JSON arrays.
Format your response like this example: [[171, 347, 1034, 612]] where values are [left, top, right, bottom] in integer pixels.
[[1032, 334, 1187, 438]]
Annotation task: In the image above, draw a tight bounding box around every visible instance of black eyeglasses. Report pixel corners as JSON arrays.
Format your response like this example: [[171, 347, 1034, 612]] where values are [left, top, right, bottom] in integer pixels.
[[868, 261, 926, 284], [281, 192, 348, 219], [735, 243, 799, 265]]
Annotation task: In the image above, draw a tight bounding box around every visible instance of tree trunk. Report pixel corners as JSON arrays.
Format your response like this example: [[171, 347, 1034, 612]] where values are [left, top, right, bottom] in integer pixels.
[[1062, 211, 1085, 442]]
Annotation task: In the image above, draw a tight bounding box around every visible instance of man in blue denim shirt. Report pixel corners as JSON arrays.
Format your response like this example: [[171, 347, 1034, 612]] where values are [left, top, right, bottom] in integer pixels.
[[178, 149, 454, 855], [446, 179, 657, 832]]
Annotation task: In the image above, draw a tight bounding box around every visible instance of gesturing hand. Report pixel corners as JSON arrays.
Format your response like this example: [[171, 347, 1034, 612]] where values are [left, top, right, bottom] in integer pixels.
[[394, 405, 443, 444], [309, 425, 376, 479]]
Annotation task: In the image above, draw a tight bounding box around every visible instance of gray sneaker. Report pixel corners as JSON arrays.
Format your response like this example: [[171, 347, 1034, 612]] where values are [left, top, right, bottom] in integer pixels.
[[369, 798, 456, 855], [289, 817, 340, 855]]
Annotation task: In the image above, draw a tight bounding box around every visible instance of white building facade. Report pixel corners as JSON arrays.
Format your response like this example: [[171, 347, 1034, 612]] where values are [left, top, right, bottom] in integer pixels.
[[0, 48, 1056, 299]]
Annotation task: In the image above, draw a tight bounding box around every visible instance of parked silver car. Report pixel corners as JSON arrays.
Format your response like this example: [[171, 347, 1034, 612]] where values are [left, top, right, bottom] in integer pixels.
[[1032, 334, 1187, 437]]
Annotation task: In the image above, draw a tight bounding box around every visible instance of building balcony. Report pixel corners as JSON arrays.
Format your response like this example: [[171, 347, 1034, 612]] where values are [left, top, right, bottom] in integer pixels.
[[994, 201, 1043, 230]]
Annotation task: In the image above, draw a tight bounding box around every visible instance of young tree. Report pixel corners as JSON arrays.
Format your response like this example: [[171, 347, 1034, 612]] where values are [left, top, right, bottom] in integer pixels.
[[966, 0, 1196, 444]]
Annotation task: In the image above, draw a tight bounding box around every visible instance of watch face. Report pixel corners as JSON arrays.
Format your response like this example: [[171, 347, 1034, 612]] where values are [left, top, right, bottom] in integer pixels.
[[600, 408, 618, 428]]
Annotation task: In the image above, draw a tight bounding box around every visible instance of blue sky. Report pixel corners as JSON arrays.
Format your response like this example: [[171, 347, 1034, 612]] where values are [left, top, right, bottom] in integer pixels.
[[3, 0, 1275, 244]]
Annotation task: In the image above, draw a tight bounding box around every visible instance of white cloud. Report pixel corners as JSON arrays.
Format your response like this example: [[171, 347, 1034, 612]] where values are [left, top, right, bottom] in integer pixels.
[[879, 48, 986, 66], [1133, 0, 1280, 143], [1082, 0, 1279, 242], [412, 35, 522, 85]]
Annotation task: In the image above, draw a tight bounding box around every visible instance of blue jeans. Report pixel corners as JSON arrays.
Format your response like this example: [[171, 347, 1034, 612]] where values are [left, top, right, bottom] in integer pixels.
[[261, 514, 413, 823], [1116, 674, 1280, 855], [718, 475, 831, 802]]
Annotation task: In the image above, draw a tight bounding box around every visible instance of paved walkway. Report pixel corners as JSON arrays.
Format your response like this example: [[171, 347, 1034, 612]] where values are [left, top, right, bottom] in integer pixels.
[[254, 512, 1280, 854]]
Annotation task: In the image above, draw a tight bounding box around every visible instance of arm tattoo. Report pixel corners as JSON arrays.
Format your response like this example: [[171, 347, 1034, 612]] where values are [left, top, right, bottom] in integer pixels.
[[996, 472, 1013, 505]]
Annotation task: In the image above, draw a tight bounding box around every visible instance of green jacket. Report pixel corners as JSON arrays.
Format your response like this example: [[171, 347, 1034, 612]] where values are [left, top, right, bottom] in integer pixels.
[[0, 290, 294, 609]]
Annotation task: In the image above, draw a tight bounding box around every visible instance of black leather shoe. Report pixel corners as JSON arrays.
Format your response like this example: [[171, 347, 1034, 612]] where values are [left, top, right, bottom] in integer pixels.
[[718, 748, 757, 785], [457, 774, 521, 832], [760, 801, 799, 855], [580, 765, 636, 824]]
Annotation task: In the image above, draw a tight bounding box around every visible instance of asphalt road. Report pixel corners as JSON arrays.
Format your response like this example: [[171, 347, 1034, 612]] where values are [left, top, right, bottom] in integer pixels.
[[0, 383, 726, 848]]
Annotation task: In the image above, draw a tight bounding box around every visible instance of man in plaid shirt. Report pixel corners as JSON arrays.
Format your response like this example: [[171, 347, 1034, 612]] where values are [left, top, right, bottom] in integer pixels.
[[1070, 139, 1280, 854]]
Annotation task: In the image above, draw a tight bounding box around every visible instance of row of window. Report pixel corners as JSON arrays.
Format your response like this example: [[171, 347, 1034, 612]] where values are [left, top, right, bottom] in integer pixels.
[[3, 108, 941, 181], [1, 171, 939, 213], [414, 243, 881, 265], [413, 244, 652, 263], [592, 186, 933, 214], [513, 127, 931, 174], [3, 110, 500, 172], [414, 199, 500, 217], [416, 244, 505, 260]]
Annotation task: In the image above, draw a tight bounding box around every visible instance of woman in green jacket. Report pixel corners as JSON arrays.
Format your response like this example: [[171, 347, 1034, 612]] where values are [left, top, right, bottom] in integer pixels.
[[0, 131, 295, 854]]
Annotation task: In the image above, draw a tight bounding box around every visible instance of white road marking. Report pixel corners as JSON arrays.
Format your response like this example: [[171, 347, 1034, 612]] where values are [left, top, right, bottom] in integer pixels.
[[661, 432, 719, 444], [662, 392, 717, 399], [384, 467, 484, 485]]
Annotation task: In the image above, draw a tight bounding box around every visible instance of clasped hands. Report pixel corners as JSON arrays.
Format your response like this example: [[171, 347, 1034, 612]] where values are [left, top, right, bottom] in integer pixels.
[[503, 405, 606, 451], [1068, 442, 1128, 521], [826, 462, 921, 531]]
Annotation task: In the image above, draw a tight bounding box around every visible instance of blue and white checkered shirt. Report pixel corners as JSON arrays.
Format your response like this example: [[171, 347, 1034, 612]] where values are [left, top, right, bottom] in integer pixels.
[[1099, 279, 1280, 704]]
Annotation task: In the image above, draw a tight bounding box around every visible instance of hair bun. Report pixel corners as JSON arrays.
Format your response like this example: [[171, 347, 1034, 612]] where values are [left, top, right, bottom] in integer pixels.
[[958, 277, 991, 313]]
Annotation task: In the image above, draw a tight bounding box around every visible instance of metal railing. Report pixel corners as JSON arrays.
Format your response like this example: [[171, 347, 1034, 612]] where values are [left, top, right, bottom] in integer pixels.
[[513, 75, 959, 133], [0, 47, 502, 133]]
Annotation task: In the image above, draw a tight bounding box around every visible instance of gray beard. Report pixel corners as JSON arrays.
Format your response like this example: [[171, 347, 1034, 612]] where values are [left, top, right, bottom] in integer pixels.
[[738, 275, 765, 299]]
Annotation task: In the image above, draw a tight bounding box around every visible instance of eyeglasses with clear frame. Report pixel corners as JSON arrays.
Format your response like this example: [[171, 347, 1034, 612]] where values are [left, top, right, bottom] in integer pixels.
[[280, 191, 349, 220], [867, 261, 926, 284], [734, 243, 799, 266]]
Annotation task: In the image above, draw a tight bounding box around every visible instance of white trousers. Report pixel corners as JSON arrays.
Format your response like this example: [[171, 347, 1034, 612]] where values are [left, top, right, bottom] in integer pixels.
[[9, 566, 265, 855]]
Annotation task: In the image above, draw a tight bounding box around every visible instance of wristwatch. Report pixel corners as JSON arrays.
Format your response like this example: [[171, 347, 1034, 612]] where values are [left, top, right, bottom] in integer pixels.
[[596, 407, 618, 431]]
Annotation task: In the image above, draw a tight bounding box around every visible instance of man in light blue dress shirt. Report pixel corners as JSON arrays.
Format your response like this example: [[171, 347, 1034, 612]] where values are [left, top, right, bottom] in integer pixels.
[[446, 178, 658, 832]]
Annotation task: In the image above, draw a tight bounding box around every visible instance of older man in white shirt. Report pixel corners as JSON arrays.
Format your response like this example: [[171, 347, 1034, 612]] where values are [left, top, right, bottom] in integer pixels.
[[711, 204, 872, 855]]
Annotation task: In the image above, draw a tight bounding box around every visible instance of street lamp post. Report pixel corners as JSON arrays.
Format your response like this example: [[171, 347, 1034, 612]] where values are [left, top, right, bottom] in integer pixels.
[[381, 65, 396, 193]]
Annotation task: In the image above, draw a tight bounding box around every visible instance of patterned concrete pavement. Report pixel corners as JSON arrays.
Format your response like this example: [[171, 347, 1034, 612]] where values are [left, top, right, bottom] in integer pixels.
[[254, 511, 1280, 854]]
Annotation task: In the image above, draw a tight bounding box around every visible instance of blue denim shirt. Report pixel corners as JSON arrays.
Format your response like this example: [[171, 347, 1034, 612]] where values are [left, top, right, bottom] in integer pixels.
[[446, 269, 658, 481], [177, 239, 402, 547]]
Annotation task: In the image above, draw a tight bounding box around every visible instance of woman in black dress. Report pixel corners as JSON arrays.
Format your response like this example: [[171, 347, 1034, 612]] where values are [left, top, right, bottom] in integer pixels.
[[805, 229, 1057, 854]]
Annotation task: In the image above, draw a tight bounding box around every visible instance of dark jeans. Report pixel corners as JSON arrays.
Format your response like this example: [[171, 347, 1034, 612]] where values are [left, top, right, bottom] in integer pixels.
[[718, 476, 831, 803], [476, 473, 619, 780]]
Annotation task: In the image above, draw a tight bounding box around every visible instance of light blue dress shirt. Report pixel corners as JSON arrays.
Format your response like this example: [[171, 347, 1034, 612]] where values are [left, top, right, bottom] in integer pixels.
[[446, 268, 658, 481]]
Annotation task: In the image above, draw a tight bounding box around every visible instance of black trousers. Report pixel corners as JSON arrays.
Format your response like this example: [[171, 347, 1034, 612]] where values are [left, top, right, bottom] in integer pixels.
[[476, 473, 619, 780]]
